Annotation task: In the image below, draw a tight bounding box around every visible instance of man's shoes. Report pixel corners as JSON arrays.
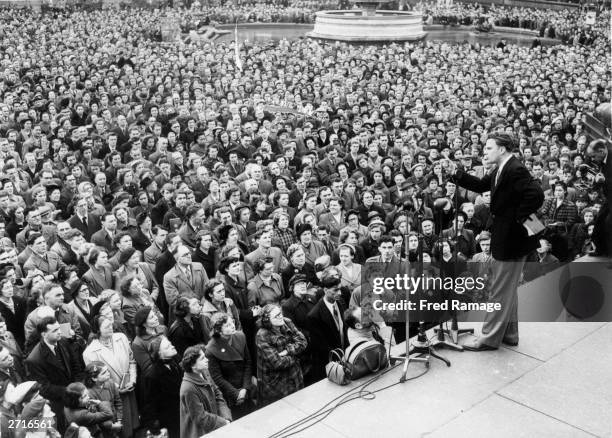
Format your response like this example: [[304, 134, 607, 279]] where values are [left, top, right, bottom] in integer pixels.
[[462, 339, 498, 351], [502, 338, 519, 346]]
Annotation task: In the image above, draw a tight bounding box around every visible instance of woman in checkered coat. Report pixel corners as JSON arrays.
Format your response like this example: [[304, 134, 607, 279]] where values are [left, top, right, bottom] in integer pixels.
[[255, 304, 307, 406]]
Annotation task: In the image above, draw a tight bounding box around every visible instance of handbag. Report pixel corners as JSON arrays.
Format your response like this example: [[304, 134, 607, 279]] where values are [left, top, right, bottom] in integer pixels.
[[343, 340, 388, 380], [325, 348, 350, 385]]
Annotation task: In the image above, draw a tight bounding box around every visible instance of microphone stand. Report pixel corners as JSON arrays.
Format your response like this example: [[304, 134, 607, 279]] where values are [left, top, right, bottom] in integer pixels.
[[392, 205, 450, 383], [432, 185, 474, 350]]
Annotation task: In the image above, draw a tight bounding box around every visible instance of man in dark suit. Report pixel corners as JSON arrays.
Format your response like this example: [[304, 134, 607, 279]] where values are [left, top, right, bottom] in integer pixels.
[[307, 273, 347, 381], [448, 133, 544, 350], [586, 139, 612, 256], [25, 316, 84, 433], [67, 196, 101, 241], [90, 212, 118, 256], [155, 233, 181, 322]]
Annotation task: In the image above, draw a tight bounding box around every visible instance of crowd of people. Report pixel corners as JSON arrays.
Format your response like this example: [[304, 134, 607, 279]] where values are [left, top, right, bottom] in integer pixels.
[[0, 1, 610, 437], [177, 0, 346, 28], [421, 1, 608, 45]]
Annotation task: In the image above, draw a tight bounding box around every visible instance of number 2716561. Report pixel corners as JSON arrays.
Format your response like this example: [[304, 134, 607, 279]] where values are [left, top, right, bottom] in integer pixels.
[[7, 419, 53, 429]]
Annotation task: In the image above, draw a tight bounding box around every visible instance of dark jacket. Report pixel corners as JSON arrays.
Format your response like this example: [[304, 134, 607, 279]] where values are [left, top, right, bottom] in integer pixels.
[[282, 294, 317, 339], [179, 371, 232, 438], [0, 296, 27, 349], [453, 156, 544, 260], [205, 333, 253, 407], [168, 316, 211, 359], [281, 263, 317, 297], [142, 359, 183, 438], [68, 213, 102, 241], [154, 249, 175, 322], [25, 340, 84, 431], [64, 400, 114, 438], [90, 229, 117, 256], [307, 298, 348, 381], [131, 228, 152, 253], [192, 247, 216, 279]]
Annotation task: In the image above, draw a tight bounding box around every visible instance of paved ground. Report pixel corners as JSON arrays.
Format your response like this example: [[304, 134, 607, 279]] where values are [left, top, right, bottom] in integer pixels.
[[210, 259, 612, 438]]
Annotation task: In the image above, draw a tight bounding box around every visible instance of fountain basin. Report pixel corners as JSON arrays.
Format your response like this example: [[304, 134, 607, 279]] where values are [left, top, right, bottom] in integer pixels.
[[308, 10, 426, 42]]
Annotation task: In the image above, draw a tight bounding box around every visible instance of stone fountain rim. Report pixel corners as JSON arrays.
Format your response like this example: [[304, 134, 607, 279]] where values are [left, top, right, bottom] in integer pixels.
[[315, 9, 423, 17]]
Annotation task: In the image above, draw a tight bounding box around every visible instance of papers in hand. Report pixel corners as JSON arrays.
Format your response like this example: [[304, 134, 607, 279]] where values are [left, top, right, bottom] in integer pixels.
[[522, 214, 545, 236], [120, 372, 130, 390], [59, 323, 72, 338]]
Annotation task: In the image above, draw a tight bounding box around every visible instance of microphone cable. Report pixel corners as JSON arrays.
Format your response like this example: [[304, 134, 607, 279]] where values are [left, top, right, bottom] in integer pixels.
[[268, 328, 430, 438]]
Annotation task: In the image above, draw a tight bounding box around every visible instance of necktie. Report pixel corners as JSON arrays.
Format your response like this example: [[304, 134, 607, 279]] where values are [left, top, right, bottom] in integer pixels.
[[82, 216, 88, 227], [186, 268, 192, 286], [332, 305, 342, 339], [495, 165, 504, 187]]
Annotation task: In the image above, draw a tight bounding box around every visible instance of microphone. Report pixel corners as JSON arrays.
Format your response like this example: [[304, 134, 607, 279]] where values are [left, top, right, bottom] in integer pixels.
[[433, 197, 451, 212]]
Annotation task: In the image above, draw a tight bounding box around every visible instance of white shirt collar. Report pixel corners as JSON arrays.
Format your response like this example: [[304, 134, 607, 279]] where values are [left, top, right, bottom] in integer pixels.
[[323, 299, 341, 328], [497, 154, 513, 175]]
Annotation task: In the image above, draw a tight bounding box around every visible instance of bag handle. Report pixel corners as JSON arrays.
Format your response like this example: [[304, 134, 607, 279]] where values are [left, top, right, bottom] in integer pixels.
[[345, 340, 368, 360], [328, 348, 345, 363], [359, 344, 386, 374]]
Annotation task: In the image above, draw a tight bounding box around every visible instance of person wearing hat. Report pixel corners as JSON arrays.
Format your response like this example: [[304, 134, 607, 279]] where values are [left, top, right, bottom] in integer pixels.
[[407, 163, 427, 189], [65, 281, 98, 341], [280, 274, 318, 385], [114, 245, 158, 294], [361, 217, 385, 259], [306, 273, 347, 381], [295, 223, 326, 267]]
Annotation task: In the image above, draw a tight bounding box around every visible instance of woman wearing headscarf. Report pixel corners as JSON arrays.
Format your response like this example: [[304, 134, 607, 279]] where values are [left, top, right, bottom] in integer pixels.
[[65, 281, 98, 341], [205, 312, 256, 419], [256, 304, 307, 406]]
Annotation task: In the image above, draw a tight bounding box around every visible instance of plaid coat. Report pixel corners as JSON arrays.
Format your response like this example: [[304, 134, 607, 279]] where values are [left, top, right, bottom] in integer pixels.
[[539, 198, 578, 229], [272, 227, 297, 255], [256, 318, 307, 405]]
